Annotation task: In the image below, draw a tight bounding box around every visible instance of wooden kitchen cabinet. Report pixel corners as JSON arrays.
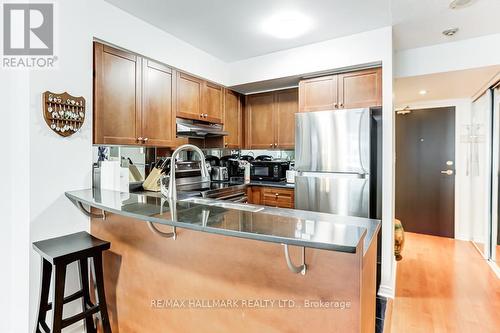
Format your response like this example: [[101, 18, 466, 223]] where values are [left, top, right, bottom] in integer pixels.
[[299, 67, 382, 112], [246, 92, 276, 149], [176, 72, 204, 121], [275, 89, 298, 149], [223, 89, 242, 148], [245, 88, 298, 149], [298, 75, 337, 112], [141, 59, 176, 147], [94, 43, 142, 145], [338, 67, 382, 109], [247, 186, 295, 209], [204, 82, 224, 123], [93, 42, 176, 147], [177, 72, 224, 123]]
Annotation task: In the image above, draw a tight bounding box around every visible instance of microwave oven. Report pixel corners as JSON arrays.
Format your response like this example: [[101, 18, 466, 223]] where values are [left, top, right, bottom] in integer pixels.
[[250, 161, 289, 181]]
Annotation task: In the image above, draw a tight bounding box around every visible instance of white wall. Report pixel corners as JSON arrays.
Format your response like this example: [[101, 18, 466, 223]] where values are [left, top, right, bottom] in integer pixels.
[[227, 27, 391, 86], [395, 33, 500, 78], [395, 99, 473, 241]]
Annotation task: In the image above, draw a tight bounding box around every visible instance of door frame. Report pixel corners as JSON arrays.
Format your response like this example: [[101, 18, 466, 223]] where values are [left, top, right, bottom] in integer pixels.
[[395, 99, 470, 240]]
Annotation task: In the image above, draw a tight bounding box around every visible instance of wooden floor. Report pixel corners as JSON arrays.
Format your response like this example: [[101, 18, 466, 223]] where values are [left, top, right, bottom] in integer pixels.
[[390, 232, 500, 333]]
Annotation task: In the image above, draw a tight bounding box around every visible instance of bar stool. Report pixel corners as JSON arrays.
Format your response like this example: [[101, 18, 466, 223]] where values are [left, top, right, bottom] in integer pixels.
[[33, 231, 112, 333]]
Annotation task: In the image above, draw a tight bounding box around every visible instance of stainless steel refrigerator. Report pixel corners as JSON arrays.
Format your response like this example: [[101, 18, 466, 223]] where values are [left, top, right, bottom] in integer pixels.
[[295, 108, 382, 218]]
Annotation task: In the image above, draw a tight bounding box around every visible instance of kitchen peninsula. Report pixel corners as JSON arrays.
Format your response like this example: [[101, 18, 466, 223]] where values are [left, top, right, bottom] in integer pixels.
[[66, 188, 380, 333]]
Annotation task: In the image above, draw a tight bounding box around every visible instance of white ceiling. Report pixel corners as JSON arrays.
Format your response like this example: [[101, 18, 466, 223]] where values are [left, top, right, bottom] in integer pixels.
[[104, 0, 391, 62], [394, 65, 500, 104], [392, 0, 500, 51], [105, 0, 500, 62]]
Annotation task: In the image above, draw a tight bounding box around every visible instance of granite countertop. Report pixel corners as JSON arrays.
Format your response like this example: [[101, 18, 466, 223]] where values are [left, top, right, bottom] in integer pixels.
[[66, 189, 380, 255]]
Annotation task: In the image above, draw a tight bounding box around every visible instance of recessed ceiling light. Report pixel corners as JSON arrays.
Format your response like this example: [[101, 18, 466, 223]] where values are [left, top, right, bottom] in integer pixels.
[[419, 90, 427, 95], [449, 0, 476, 10], [262, 12, 313, 39], [442, 27, 459, 37]]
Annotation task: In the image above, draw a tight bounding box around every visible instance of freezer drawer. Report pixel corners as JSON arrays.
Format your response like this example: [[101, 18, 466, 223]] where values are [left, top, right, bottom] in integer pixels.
[[295, 173, 370, 218]]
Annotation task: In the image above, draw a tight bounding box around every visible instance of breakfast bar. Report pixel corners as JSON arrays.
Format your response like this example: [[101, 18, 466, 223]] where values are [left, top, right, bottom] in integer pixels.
[[66, 189, 380, 333]]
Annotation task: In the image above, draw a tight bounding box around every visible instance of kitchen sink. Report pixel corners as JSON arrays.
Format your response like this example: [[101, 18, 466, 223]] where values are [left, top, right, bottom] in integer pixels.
[[181, 197, 264, 213]]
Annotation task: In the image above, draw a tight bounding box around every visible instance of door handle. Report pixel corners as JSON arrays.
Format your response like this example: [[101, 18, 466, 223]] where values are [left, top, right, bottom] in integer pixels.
[[441, 170, 454, 175]]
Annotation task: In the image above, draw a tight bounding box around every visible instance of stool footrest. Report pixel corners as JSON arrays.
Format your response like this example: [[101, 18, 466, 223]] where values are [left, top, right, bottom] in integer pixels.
[[62, 304, 100, 328], [46, 290, 84, 311]]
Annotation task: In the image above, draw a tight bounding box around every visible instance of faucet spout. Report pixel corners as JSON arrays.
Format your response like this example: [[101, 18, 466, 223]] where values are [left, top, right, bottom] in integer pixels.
[[166, 144, 210, 200]]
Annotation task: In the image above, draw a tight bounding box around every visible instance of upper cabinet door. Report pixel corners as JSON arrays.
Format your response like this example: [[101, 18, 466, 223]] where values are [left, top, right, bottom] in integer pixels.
[[204, 82, 224, 123], [246, 92, 275, 149], [141, 59, 176, 147], [338, 68, 382, 109], [177, 72, 203, 121], [299, 75, 338, 112], [275, 88, 298, 149], [223, 89, 242, 148], [94, 42, 141, 145]]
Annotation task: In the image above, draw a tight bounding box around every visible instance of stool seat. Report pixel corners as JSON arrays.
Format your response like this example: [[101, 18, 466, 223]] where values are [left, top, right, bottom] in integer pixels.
[[33, 231, 111, 333], [33, 231, 110, 265]]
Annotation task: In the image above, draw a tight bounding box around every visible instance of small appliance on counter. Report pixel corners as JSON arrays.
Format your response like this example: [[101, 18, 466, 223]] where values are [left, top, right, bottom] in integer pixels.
[[250, 160, 290, 181], [255, 155, 273, 161], [93, 160, 129, 192], [211, 166, 229, 182]]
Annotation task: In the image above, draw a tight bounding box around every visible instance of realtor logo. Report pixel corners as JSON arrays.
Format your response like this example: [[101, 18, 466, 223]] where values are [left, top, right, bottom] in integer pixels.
[[3, 3, 53, 56]]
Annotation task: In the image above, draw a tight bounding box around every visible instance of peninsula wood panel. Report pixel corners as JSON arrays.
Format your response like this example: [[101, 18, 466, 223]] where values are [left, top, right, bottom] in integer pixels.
[[338, 68, 382, 109], [275, 89, 298, 149], [299, 75, 337, 112], [223, 89, 242, 148], [177, 72, 204, 121], [91, 213, 377, 333], [141, 59, 176, 147], [246, 92, 275, 149], [94, 42, 141, 145], [204, 82, 223, 123]]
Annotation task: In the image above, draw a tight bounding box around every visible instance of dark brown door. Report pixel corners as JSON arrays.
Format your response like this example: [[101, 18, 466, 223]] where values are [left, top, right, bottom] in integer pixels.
[[396, 107, 455, 238]]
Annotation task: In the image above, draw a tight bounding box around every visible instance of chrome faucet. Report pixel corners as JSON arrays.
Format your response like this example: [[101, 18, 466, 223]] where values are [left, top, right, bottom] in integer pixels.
[[165, 144, 210, 200]]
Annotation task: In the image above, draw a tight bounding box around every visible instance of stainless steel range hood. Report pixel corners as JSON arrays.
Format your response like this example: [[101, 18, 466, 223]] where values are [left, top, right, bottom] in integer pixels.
[[176, 118, 228, 138]]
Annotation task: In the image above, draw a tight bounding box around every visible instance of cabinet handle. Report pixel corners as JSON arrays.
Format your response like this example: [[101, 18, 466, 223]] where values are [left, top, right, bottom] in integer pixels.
[[340, 103, 344, 108], [224, 143, 228, 147], [138, 137, 143, 142], [143, 138, 149, 142], [204, 113, 208, 118], [269, 144, 273, 147], [334, 103, 338, 108], [275, 143, 277, 148]]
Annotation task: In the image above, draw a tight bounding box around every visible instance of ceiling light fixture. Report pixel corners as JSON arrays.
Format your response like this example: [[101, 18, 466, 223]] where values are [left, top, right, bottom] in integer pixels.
[[419, 90, 427, 95], [262, 11, 313, 39], [442, 27, 459, 37], [449, 0, 476, 10]]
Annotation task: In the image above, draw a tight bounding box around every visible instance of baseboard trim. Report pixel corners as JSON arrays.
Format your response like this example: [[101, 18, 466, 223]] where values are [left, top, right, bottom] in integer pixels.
[[487, 259, 500, 278]]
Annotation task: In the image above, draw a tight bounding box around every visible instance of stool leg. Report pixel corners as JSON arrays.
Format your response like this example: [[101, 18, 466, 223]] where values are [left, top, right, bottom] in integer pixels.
[[35, 258, 52, 333], [51, 264, 67, 333], [93, 253, 111, 333], [79, 258, 97, 333]]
